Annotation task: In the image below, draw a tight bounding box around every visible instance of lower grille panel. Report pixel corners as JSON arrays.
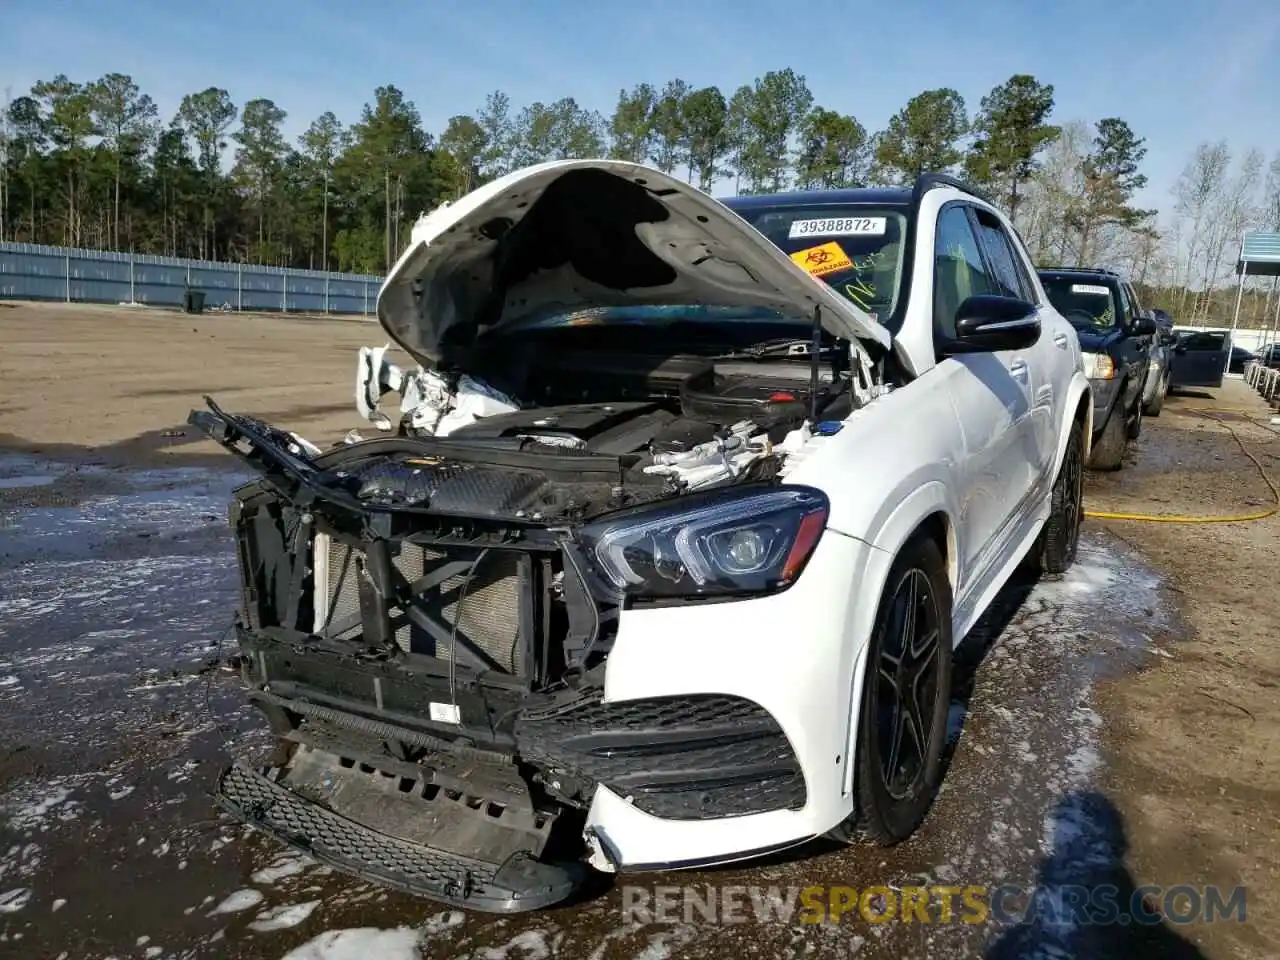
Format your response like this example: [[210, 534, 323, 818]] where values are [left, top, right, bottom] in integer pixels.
[[515, 694, 807, 820], [215, 763, 583, 913]]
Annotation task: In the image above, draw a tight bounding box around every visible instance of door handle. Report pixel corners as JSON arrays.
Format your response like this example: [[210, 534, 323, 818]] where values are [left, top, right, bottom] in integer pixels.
[[1008, 358, 1029, 379], [1053, 333, 1069, 348]]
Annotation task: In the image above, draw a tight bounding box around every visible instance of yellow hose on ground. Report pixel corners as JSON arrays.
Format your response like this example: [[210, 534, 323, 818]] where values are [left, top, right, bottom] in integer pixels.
[[1083, 412, 1279, 524]]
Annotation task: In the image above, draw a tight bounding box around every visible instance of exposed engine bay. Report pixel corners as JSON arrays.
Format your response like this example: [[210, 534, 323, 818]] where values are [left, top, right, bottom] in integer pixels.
[[351, 322, 883, 520]]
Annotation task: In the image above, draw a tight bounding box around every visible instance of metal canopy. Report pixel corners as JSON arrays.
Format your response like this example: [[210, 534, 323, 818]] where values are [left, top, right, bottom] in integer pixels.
[[1235, 231, 1280, 277], [1226, 231, 1280, 373]]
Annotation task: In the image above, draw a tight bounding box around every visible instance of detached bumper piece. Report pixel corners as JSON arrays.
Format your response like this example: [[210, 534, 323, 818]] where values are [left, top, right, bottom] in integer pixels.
[[517, 694, 807, 820], [215, 763, 584, 913]]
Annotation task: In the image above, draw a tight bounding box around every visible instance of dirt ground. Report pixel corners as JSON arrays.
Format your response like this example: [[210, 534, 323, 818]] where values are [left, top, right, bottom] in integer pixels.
[[0, 300, 399, 464], [1086, 387, 1280, 959], [2, 299, 1279, 957]]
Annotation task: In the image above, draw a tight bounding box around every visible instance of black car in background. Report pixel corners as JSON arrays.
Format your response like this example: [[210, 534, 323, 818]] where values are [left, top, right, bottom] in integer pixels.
[[1229, 345, 1257, 374], [1038, 267, 1157, 470]]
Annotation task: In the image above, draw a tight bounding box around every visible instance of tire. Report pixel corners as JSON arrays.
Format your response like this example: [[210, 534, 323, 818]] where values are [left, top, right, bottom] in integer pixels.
[[1034, 419, 1084, 576], [1088, 400, 1128, 471], [1144, 373, 1167, 416], [828, 531, 953, 846], [1127, 397, 1143, 440]]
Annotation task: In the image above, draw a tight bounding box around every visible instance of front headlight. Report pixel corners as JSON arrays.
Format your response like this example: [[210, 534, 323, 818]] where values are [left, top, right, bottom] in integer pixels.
[[1082, 352, 1116, 379], [579, 486, 829, 601]]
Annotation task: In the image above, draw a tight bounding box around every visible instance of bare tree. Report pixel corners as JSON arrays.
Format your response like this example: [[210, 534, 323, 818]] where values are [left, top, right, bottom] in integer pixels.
[[1019, 120, 1090, 264], [1171, 141, 1230, 315], [1260, 154, 1280, 328], [1196, 149, 1263, 321]]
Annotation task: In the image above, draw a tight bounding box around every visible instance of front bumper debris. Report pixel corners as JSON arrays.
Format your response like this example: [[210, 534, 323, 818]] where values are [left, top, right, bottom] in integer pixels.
[[215, 762, 585, 913]]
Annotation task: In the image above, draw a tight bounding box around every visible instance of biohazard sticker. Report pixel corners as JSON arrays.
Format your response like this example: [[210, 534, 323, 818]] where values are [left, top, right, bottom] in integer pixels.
[[790, 241, 853, 278]]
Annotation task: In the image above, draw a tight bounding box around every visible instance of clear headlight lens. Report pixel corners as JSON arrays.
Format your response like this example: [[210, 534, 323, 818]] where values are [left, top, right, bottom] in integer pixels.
[[579, 486, 829, 601], [1082, 352, 1116, 379]]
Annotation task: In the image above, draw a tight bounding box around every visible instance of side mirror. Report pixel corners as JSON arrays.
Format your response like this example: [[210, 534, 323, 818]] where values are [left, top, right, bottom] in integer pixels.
[[943, 295, 1041, 354], [1131, 314, 1158, 336]]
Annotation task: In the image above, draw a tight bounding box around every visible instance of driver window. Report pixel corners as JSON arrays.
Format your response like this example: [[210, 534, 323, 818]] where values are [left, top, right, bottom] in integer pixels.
[[933, 205, 994, 342], [1117, 283, 1133, 321], [1180, 332, 1226, 352]]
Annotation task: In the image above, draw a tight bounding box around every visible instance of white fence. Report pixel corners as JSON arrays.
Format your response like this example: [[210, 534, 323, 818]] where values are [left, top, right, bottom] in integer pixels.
[[0, 241, 385, 315]]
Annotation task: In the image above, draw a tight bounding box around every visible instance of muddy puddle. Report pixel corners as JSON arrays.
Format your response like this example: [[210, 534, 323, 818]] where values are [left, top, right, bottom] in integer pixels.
[[0, 452, 1185, 959]]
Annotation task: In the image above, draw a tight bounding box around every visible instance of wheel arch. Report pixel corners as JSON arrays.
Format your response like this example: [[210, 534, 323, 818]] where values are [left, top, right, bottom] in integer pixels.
[[1054, 375, 1093, 474], [865, 481, 959, 595], [840, 483, 959, 798]]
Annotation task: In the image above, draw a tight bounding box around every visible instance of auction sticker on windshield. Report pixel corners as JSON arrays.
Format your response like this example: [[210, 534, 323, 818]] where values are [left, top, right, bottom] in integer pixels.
[[789, 217, 887, 239], [791, 241, 854, 278], [1071, 284, 1111, 296]]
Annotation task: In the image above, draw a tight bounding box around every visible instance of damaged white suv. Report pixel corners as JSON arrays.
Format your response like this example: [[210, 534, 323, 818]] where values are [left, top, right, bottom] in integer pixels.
[[191, 160, 1090, 913]]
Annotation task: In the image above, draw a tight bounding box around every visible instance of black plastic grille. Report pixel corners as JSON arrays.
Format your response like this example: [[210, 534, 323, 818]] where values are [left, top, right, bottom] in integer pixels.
[[219, 762, 493, 891], [630, 772, 809, 820], [521, 693, 769, 728], [352, 460, 547, 514], [516, 694, 806, 820], [215, 763, 580, 912]]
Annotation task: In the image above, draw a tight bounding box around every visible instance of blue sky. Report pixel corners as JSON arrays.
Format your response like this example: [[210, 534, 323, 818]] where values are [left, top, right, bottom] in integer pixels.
[[3, 0, 1278, 214]]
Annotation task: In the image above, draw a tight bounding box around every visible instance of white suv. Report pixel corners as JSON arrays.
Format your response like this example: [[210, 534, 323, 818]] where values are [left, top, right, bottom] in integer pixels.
[[192, 161, 1091, 913]]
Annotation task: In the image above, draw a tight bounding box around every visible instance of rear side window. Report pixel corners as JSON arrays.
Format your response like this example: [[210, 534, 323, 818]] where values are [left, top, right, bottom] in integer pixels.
[[972, 208, 1032, 301]]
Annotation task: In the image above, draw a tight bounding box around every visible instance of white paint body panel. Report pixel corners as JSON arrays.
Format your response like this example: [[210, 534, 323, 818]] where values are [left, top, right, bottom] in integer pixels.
[[577, 184, 1090, 870]]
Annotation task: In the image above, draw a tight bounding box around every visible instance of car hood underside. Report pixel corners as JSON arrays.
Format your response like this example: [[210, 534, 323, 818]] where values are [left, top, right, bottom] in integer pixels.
[[375, 159, 890, 365]]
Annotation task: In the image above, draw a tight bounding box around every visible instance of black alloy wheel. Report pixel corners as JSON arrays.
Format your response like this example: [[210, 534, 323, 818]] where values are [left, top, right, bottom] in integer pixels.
[[876, 567, 943, 801], [1034, 418, 1084, 576], [831, 531, 953, 846]]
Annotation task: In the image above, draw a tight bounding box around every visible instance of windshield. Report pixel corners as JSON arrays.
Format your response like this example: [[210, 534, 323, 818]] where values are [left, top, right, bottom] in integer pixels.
[[1040, 277, 1120, 330], [728, 205, 908, 324]]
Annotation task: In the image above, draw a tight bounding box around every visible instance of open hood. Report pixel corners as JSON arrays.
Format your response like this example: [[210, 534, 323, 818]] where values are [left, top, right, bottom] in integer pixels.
[[376, 160, 891, 365]]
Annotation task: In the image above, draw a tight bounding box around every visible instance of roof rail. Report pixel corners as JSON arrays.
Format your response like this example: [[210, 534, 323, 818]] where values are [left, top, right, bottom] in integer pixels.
[[912, 172, 996, 208]]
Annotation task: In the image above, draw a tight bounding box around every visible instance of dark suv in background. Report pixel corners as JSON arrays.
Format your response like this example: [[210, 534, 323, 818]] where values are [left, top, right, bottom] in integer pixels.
[[1037, 267, 1159, 470]]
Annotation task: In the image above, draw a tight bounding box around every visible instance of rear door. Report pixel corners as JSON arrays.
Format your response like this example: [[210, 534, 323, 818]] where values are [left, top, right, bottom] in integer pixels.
[[1170, 331, 1229, 388]]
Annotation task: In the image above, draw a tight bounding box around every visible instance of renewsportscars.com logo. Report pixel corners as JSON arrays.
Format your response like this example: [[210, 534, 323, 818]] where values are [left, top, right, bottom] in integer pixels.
[[619, 883, 1247, 927]]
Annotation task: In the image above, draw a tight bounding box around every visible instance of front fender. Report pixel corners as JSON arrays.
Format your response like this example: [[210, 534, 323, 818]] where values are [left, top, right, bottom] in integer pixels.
[[837, 480, 958, 794], [1057, 373, 1093, 470]]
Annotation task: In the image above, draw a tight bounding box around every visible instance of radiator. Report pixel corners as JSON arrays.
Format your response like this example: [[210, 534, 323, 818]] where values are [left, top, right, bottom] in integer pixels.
[[312, 534, 524, 676]]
